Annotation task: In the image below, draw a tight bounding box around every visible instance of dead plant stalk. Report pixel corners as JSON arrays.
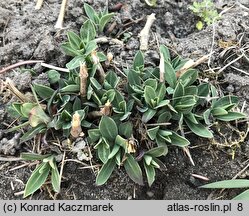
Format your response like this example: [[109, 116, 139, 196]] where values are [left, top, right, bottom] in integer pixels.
[[139, 13, 156, 51], [55, 0, 68, 29]]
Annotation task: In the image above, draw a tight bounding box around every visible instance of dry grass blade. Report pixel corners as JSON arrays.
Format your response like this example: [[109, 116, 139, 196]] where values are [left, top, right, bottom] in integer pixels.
[[55, 0, 68, 29]]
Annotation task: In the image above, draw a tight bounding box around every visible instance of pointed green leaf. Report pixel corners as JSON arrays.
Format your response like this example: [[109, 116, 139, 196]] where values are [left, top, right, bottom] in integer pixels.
[[96, 158, 116, 185], [108, 145, 120, 159], [20, 124, 47, 143], [66, 56, 85, 70], [173, 81, 184, 105], [119, 122, 133, 138], [61, 42, 82, 57], [133, 51, 144, 70], [212, 107, 228, 116], [144, 163, 155, 187], [21, 153, 51, 161], [142, 108, 157, 123], [233, 189, 249, 200], [213, 95, 239, 109], [60, 85, 80, 93], [145, 146, 168, 157], [144, 86, 156, 107], [21, 103, 36, 118], [179, 69, 198, 87], [24, 162, 50, 197], [115, 135, 128, 151], [47, 70, 61, 84], [84, 3, 99, 24], [124, 154, 143, 185], [215, 112, 246, 121], [85, 40, 97, 56], [97, 142, 110, 163], [201, 180, 249, 189], [80, 20, 96, 42], [159, 45, 171, 62], [147, 126, 160, 140], [185, 119, 213, 138], [164, 61, 177, 88], [67, 31, 81, 50], [99, 13, 115, 32], [99, 116, 118, 141], [51, 163, 60, 192], [170, 132, 190, 147], [33, 84, 54, 100]]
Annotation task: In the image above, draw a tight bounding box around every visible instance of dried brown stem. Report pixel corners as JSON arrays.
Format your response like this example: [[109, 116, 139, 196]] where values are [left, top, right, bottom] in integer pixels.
[[91, 51, 105, 84], [54, 0, 68, 29], [176, 52, 213, 77], [0, 60, 43, 74], [79, 63, 88, 98], [70, 112, 83, 138], [139, 13, 156, 51]]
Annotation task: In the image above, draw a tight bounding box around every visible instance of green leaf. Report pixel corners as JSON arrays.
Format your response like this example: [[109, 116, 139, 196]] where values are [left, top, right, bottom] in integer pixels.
[[173, 81, 184, 105], [105, 71, 120, 89], [144, 163, 155, 187], [80, 20, 96, 42], [164, 61, 177, 88], [147, 126, 160, 140], [154, 100, 170, 109], [212, 95, 239, 109], [119, 122, 133, 138], [144, 79, 158, 89], [60, 85, 80, 93], [29, 106, 51, 127], [127, 69, 141, 86], [73, 97, 82, 111], [97, 143, 110, 163], [90, 77, 102, 90], [184, 113, 198, 124], [142, 108, 157, 123], [21, 103, 36, 118], [85, 40, 97, 56], [157, 111, 172, 123], [20, 124, 46, 143], [47, 70, 61, 84], [145, 146, 168, 157], [61, 42, 82, 57], [179, 69, 198, 87], [203, 109, 211, 125], [159, 45, 171, 62], [67, 31, 82, 50], [233, 189, 249, 200], [156, 83, 167, 102], [170, 132, 190, 147], [96, 158, 116, 185], [124, 154, 143, 185], [215, 112, 246, 121], [115, 135, 128, 151], [211, 107, 228, 116], [133, 51, 144, 70], [20, 153, 51, 161], [144, 86, 156, 107], [33, 84, 54, 100], [66, 56, 85, 70], [201, 180, 249, 189], [24, 162, 50, 197], [51, 162, 60, 192], [84, 3, 98, 24], [88, 129, 101, 143], [99, 13, 115, 32], [108, 145, 120, 159], [185, 119, 213, 138], [99, 116, 118, 141]]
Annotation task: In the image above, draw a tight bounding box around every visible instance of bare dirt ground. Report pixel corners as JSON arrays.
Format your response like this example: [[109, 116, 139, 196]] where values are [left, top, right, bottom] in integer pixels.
[[0, 0, 249, 200]]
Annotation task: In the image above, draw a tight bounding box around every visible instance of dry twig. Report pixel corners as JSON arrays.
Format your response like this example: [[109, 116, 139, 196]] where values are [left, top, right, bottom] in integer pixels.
[[55, 0, 68, 29], [139, 13, 156, 51], [35, 0, 44, 10]]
